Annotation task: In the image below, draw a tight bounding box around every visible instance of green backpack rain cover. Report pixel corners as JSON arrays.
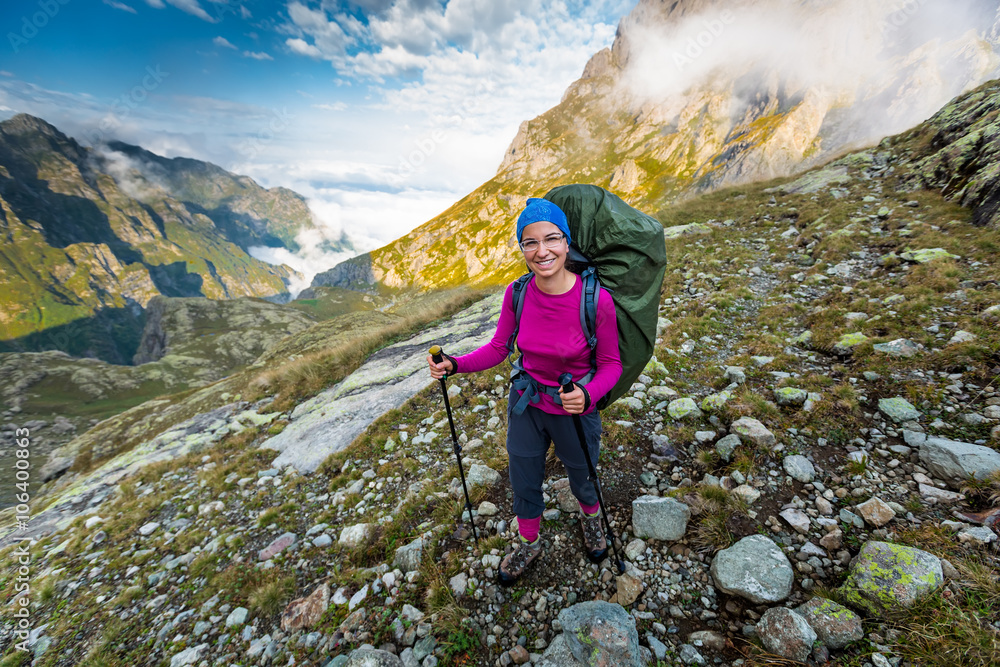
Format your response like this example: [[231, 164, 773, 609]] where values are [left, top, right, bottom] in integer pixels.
[[543, 184, 667, 410]]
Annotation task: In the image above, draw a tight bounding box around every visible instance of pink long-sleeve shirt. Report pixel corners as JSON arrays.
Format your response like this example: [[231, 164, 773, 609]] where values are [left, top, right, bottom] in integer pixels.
[[454, 274, 622, 415]]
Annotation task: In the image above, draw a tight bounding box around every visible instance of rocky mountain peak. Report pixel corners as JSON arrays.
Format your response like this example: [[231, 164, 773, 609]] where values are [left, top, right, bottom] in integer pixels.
[[0, 112, 64, 139]]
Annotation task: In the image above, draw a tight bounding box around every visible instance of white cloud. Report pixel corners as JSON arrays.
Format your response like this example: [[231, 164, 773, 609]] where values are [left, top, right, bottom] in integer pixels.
[[144, 0, 218, 21], [618, 0, 1000, 147], [240, 4, 251, 19], [243, 50, 274, 60], [286, 37, 323, 58], [312, 102, 347, 111], [104, 0, 138, 14], [213, 36, 238, 49]]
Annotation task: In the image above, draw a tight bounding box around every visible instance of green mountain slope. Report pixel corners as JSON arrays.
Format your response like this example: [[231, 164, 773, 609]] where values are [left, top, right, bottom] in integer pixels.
[[0, 114, 348, 362]]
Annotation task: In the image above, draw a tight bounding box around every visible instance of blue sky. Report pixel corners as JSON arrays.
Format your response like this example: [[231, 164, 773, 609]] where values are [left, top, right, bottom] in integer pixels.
[[0, 0, 633, 280]]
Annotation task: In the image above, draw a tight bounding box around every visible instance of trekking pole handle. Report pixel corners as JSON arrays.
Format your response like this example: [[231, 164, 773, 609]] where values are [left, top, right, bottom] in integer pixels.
[[429, 345, 444, 364], [559, 372, 574, 394]]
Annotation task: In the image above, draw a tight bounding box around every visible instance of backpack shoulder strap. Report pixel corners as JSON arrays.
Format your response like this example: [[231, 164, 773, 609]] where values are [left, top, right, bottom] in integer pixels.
[[506, 273, 533, 362], [578, 267, 599, 385]]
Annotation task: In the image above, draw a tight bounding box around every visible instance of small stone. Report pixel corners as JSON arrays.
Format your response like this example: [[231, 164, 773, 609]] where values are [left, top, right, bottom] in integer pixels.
[[855, 497, 895, 527], [783, 455, 815, 483], [624, 539, 646, 561], [774, 387, 808, 407], [615, 562, 644, 606], [715, 434, 741, 461], [668, 398, 703, 421], [258, 532, 297, 561], [879, 397, 920, 423], [756, 607, 816, 662], [779, 508, 811, 534], [339, 524, 373, 549], [958, 527, 997, 546], [225, 607, 249, 628], [794, 597, 862, 649], [730, 417, 776, 448]]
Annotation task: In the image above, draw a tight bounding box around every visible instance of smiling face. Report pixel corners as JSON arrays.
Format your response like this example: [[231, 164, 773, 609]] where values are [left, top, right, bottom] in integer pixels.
[[520, 220, 569, 277]]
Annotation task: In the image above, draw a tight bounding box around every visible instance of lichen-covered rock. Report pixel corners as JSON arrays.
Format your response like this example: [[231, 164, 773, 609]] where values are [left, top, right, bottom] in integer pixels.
[[878, 397, 920, 423], [668, 398, 703, 420], [700, 391, 732, 412], [774, 387, 808, 407], [833, 332, 869, 355], [539, 601, 643, 667], [794, 597, 863, 649], [710, 535, 793, 604], [715, 434, 741, 461], [900, 248, 960, 263], [838, 541, 943, 614], [663, 223, 712, 239], [756, 607, 816, 662], [730, 417, 776, 448]]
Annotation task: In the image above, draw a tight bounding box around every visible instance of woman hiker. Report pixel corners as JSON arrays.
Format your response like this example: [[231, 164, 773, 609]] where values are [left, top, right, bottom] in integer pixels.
[[427, 198, 622, 585]]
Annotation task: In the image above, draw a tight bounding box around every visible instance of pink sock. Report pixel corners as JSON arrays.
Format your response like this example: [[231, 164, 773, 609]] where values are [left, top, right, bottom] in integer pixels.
[[579, 501, 600, 516], [517, 515, 541, 543]]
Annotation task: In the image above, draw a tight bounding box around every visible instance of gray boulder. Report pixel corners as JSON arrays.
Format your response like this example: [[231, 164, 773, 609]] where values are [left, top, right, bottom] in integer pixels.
[[878, 397, 920, 423], [873, 338, 921, 358], [782, 455, 815, 483], [794, 597, 863, 649], [466, 464, 501, 488], [344, 648, 405, 666], [730, 417, 776, 448], [631, 496, 691, 541], [904, 430, 1000, 486], [838, 541, 942, 614], [710, 535, 793, 604], [715, 434, 741, 461], [392, 537, 424, 573], [756, 607, 816, 663], [538, 601, 642, 667], [774, 387, 808, 407]]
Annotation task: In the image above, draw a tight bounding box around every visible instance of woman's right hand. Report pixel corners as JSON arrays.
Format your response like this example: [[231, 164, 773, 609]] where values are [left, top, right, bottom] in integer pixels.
[[427, 355, 454, 380]]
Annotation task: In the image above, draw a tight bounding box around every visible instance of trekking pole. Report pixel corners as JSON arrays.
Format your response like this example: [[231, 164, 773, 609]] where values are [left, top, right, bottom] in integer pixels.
[[429, 345, 479, 545], [559, 373, 626, 574]]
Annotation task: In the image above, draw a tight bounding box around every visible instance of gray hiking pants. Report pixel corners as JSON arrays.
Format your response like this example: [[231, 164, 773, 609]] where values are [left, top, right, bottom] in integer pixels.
[[505, 387, 602, 519]]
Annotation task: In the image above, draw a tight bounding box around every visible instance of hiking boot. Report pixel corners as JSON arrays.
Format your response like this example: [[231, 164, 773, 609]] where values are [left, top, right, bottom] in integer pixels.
[[581, 512, 608, 563], [497, 538, 543, 587]]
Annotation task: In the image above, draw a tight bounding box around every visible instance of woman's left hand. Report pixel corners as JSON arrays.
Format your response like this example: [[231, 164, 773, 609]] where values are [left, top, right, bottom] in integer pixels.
[[559, 384, 586, 415]]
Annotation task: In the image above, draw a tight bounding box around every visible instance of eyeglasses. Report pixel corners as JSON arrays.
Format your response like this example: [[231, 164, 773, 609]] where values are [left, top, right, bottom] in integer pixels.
[[519, 233, 565, 253]]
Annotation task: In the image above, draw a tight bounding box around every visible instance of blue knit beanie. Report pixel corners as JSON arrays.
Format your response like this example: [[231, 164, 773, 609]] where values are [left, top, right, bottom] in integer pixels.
[[516, 198, 571, 244]]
